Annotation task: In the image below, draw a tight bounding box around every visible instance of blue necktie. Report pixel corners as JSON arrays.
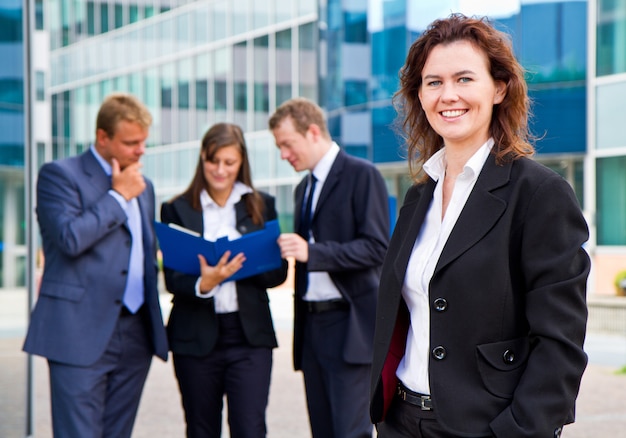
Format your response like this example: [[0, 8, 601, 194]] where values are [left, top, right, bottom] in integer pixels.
[[123, 198, 145, 313]]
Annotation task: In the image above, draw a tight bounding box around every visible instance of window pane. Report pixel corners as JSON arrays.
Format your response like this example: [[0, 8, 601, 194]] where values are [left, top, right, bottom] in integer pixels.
[[276, 29, 292, 106], [213, 0, 228, 40], [254, 36, 269, 129], [195, 53, 211, 137], [253, 0, 269, 29], [87, 1, 95, 35], [597, 0, 626, 76], [35, 0, 44, 30], [160, 64, 175, 144], [597, 156, 626, 245], [178, 60, 190, 109], [178, 59, 192, 142], [299, 23, 317, 100], [214, 47, 231, 117], [115, 3, 124, 29], [195, 55, 209, 110], [233, 42, 247, 130], [129, 5, 139, 23], [597, 81, 626, 149], [233, 0, 248, 35], [35, 71, 45, 101], [276, 0, 293, 23], [100, 3, 109, 33], [194, 4, 211, 44]]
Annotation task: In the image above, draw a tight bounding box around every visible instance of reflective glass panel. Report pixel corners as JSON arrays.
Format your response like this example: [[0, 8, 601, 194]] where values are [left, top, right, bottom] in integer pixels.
[[597, 156, 626, 245], [597, 0, 626, 76]]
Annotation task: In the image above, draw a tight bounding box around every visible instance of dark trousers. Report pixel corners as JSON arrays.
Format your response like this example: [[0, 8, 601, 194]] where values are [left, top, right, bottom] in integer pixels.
[[301, 308, 372, 438], [173, 312, 273, 438], [48, 307, 153, 438], [377, 397, 495, 438]]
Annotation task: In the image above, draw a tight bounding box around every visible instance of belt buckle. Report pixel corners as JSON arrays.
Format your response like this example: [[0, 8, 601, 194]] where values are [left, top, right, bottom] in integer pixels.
[[397, 385, 432, 411], [418, 394, 432, 411]]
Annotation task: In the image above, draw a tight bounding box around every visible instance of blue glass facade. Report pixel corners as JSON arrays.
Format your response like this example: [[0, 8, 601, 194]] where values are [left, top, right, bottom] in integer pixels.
[[0, 2, 24, 168], [6, 0, 626, 434], [321, 0, 587, 167], [0, 0, 26, 293], [0, 5, 28, 438]]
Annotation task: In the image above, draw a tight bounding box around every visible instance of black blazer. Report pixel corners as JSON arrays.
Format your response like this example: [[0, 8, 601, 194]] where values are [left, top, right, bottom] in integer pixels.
[[370, 155, 590, 437], [160, 192, 288, 356], [293, 149, 390, 369]]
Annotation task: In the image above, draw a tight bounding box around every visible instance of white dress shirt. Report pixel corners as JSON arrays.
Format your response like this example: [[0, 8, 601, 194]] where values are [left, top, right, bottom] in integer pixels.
[[396, 138, 494, 395], [194, 181, 252, 314], [304, 142, 344, 302]]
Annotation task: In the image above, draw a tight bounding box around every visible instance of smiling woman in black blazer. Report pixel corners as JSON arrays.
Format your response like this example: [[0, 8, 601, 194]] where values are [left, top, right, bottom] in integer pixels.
[[370, 14, 590, 438], [160, 123, 288, 438]]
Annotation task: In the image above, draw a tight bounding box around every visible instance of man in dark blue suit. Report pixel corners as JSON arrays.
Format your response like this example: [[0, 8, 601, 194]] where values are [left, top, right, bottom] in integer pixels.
[[23, 93, 168, 438], [270, 97, 390, 438]]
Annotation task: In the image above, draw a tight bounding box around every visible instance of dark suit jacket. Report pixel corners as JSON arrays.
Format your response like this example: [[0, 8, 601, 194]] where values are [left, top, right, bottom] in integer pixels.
[[370, 155, 590, 437], [160, 192, 288, 356], [23, 150, 168, 366], [293, 149, 390, 370]]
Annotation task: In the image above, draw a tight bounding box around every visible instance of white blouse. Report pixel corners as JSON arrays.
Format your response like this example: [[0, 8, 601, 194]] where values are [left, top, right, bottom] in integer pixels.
[[396, 138, 494, 395], [194, 181, 252, 314]]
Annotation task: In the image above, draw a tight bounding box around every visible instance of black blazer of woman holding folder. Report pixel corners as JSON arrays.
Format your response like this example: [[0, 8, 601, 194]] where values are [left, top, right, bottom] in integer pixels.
[[160, 122, 288, 438]]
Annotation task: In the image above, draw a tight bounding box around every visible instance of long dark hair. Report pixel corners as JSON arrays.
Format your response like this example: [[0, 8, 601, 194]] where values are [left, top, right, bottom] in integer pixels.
[[395, 13, 534, 182], [175, 123, 265, 225]]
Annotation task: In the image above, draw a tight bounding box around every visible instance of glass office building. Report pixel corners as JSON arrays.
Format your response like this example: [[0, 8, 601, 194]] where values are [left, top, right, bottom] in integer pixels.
[[47, 0, 317, 232], [0, 1, 48, 436], [43, 0, 589, 232], [5, 0, 626, 435], [0, 1, 26, 289], [590, 0, 626, 296]]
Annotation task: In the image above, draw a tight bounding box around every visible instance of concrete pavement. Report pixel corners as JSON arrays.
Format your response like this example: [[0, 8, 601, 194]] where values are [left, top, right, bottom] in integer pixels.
[[3, 287, 626, 437]]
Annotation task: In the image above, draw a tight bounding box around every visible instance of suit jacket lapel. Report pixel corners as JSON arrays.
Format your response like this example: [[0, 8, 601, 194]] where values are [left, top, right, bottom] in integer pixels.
[[137, 187, 154, 251], [392, 179, 436, 284], [81, 150, 111, 195], [434, 155, 511, 275], [81, 150, 133, 236], [173, 197, 203, 234], [313, 150, 345, 220], [234, 196, 264, 234]]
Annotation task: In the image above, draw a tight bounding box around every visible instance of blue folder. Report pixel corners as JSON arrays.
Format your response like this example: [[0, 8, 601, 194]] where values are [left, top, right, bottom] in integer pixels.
[[155, 219, 282, 282]]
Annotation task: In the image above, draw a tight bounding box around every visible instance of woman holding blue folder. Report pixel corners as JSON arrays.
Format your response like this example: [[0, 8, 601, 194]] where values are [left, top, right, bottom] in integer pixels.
[[160, 122, 288, 438]]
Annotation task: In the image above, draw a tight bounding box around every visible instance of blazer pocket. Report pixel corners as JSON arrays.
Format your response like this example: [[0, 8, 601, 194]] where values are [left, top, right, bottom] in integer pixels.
[[39, 281, 86, 302], [476, 337, 530, 399]]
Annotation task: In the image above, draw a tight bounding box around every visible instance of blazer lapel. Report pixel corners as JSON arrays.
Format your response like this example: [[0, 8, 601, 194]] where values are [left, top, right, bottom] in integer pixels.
[[391, 179, 436, 284], [313, 151, 345, 219], [434, 155, 511, 275], [137, 186, 154, 250], [173, 197, 203, 234], [81, 150, 132, 236], [234, 197, 264, 235], [81, 150, 111, 194]]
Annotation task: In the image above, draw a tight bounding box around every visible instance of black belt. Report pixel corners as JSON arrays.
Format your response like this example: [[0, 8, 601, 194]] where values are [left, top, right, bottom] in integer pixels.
[[304, 299, 349, 313], [396, 382, 433, 411]]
